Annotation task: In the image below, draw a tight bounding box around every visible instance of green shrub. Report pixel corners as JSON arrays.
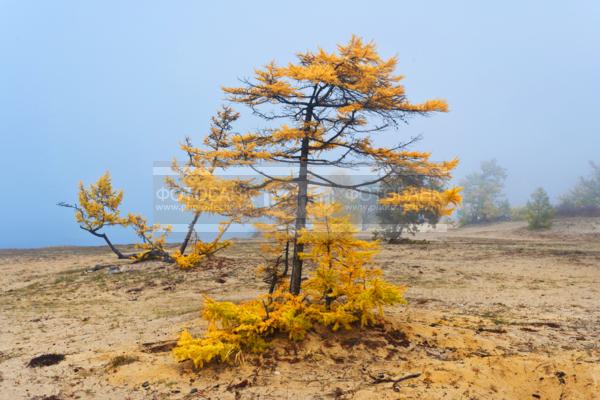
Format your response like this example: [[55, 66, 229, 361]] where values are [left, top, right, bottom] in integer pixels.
[[526, 188, 554, 230]]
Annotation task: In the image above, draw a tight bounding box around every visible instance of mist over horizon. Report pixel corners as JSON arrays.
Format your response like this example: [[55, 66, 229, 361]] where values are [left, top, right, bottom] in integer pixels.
[[1, 1, 598, 248]]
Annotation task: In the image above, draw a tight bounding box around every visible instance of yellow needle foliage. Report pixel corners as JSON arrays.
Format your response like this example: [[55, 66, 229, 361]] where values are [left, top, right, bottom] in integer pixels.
[[221, 36, 452, 176], [224, 35, 448, 114], [171, 221, 233, 269], [298, 203, 407, 327], [125, 213, 171, 261], [172, 202, 406, 369], [73, 172, 127, 231], [379, 186, 463, 217]]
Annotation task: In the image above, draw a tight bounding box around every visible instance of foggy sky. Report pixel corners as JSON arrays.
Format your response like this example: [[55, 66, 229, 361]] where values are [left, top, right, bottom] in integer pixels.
[[1, 0, 599, 248]]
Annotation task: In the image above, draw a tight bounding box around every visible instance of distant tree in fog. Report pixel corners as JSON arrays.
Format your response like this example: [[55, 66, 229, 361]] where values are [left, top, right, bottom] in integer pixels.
[[457, 159, 511, 225], [558, 162, 600, 216], [374, 172, 449, 242], [526, 188, 554, 230]]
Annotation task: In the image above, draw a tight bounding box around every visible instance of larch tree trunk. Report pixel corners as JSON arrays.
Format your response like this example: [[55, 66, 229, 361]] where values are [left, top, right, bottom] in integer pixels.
[[179, 211, 200, 254], [289, 107, 313, 295], [89, 229, 128, 259]]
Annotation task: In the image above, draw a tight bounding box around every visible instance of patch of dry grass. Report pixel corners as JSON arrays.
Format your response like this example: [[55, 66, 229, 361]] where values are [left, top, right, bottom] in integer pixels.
[[106, 354, 139, 370]]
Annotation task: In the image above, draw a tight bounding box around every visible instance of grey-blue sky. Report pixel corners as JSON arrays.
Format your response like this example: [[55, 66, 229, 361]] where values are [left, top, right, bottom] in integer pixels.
[[1, 0, 598, 248]]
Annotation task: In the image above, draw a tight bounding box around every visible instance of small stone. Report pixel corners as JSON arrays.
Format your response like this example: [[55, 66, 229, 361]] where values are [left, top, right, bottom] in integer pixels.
[[108, 266, 121, 274]]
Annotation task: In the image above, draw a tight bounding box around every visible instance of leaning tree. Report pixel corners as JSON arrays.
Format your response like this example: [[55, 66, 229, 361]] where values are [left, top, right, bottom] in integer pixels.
[[59, 172, 172, 261], [219, 36, 460, 294], [166, 106, 259, 268], [58, 172, 130, 258]]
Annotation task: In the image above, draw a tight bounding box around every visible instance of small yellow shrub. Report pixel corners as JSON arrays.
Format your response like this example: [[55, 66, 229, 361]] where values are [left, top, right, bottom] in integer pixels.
[[126, 213, 171, 261], [171, 222, 233, 269], [173, 203, 406, 368], [171, 251, 206, 269], [172, 240, 232, 269]]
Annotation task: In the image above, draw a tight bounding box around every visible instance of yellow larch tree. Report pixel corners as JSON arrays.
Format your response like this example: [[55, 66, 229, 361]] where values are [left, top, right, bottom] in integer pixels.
[[167, 106, 259, 268], [59, 172, 172, 261], [223, 36, 461, 294], [58, 172, 130, 259]]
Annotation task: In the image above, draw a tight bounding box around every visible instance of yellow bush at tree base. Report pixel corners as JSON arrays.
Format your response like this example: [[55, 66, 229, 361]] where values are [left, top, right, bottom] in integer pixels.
[[171, 221, 234, 269], [172, 203, 407, 368], [171, 239, 232, 269]]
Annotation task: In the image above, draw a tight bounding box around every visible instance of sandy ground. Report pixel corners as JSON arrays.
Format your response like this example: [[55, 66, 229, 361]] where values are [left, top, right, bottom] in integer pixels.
[[0, 217, 599, 399]]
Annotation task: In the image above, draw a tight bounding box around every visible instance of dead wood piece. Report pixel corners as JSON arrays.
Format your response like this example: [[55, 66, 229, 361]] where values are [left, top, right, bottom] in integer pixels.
[[226, 378, 249, 391], [369, 371, 421, 384], [141, 340, 177, 353], [28, 353, 65, 368]]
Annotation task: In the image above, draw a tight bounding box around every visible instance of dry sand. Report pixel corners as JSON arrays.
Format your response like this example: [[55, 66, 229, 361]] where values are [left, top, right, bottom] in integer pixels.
[[0, 217, 599, 399]]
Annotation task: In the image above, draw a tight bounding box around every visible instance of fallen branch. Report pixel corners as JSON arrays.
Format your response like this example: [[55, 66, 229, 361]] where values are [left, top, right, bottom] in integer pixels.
[[391, 373, 422, 392], [141, 339, 178, 353], [394, 372, 422, 383], [369, 371, 421, 384]]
